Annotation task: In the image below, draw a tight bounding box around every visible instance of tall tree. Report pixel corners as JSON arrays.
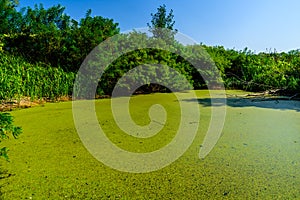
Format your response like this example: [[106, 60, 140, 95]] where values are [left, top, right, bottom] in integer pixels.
[[147, 4, 177, 43], [2, 4, 120, 72], [0, 0, 21, 33]]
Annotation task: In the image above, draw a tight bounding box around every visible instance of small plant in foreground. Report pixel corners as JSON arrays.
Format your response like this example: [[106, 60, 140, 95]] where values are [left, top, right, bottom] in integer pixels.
[[0, 112, 22, 161]]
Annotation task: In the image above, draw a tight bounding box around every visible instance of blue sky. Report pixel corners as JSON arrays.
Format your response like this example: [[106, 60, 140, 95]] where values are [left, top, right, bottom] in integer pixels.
[[18, 0, 300, 53]]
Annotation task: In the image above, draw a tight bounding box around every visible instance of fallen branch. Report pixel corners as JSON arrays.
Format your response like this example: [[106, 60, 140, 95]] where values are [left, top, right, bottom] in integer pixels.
[[289, 93, 300, 100]]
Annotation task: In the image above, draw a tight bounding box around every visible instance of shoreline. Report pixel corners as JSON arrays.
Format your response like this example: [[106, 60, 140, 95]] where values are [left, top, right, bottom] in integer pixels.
[[1, 90, 299, 112]]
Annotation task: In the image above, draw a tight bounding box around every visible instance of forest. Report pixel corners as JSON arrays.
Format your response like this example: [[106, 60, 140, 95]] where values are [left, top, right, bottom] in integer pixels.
[[0, 1, 299, 103]]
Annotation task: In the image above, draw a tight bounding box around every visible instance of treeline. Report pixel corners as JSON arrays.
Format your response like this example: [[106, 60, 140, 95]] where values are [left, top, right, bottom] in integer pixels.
[[73, 32, 215, 97], [0, 1, 120, 72], [205, 46, 300, 92], [88, 37, 300, 96], [0, 1, 299, 102]]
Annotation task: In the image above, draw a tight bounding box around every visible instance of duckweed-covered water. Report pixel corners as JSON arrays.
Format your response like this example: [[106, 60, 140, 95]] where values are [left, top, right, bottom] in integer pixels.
[[1, 90, 300, 199]]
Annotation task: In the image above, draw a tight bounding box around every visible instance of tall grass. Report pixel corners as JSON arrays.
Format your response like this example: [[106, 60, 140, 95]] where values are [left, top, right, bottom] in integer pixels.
[[0, 52, 75, 102]]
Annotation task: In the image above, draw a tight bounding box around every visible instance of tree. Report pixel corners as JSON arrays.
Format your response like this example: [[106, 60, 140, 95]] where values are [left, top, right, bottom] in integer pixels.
[[2, 4, 120, 72], [147, 4, 177, 43], [66, 9, 120, 71], [0, 0, 21, 34]]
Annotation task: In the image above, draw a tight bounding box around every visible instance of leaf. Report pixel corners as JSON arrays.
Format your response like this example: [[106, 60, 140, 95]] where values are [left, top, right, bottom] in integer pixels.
[[0, 147, 9, 161]]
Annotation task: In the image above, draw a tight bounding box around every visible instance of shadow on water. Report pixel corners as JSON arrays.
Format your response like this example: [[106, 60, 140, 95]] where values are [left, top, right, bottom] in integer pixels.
[[182, 97, 300, 112]]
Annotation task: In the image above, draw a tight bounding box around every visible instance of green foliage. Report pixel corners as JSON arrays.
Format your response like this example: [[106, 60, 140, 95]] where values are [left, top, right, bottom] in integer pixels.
[[147, 4, 177, 43], [75, 32, 213, 97], [0, 112, 22, 160], [1, 3, 120, 72], [0, 1, 299, 98], [70, 28, 300, 97], [64, 9, 119, 72], [0, 0, 21, 34], [204, 46, 300, 92], [0, 52, 75, 101]]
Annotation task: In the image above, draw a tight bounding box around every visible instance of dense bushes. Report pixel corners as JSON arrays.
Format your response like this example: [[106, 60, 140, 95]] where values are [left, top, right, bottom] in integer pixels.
[[73, 32, 220, 98], [0, 2, 120, 72], [204, 46, 300, 92], [1, 34, 299, 102], [0, 1, 299, 101]]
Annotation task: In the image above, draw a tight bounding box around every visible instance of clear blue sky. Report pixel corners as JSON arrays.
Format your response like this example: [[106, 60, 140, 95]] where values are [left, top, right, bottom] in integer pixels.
[[18, 0, 300, 53]]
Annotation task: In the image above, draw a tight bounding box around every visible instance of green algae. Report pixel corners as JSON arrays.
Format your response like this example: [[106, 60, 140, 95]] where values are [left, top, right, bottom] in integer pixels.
[[1, 90, 300, 199]]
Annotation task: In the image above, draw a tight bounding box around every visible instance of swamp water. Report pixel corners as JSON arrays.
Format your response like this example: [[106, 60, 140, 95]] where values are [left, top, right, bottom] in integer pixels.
[[1, 91, 300, 199]]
